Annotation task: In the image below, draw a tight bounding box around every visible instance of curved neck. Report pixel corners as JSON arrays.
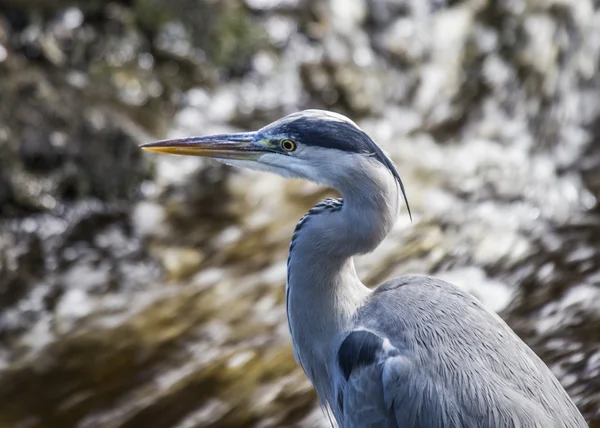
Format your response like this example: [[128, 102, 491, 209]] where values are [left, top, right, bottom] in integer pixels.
[[291, 160, 400, 263], [336, 163, 401, 257], [286, 160, 400, 388]]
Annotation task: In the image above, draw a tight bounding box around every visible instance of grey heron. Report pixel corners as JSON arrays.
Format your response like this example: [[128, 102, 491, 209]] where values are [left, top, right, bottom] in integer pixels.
[[141, 110, 587, 427]]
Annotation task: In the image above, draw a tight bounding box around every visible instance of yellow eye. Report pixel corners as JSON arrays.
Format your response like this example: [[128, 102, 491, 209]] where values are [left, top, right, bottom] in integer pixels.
[[281, 139, 297, 152]]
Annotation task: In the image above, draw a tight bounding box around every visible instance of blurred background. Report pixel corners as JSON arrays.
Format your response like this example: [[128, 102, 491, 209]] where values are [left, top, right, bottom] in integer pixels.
[[0, 0, 599, 426]]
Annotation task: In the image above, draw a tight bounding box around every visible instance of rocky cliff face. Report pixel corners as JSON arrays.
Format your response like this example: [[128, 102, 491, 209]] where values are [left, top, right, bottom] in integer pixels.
[[0, 0, 599, 427]]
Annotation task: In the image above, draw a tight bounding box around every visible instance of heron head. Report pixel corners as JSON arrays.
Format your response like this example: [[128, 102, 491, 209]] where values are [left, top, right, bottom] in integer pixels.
[[140, 109, 410, 218]]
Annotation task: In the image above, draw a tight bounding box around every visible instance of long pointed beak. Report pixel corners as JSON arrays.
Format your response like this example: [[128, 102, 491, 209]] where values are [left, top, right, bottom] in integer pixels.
[[139, 132, 268, 160]]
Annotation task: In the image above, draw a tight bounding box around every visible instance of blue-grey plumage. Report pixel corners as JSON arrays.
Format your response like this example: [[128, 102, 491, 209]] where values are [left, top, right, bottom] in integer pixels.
[[140, 110, 587, 428], [340, 276, 586, 427]]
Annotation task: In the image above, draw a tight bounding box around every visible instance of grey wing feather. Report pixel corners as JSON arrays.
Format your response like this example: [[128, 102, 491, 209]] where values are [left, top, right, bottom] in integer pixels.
[[336, 275, 587, 428], [343, 362, 398, 428], [383, 351, 555, 427], [337, 330, 398, 427]]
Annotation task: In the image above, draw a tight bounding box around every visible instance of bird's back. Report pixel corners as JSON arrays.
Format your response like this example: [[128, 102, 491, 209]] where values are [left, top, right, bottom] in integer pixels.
[[336, 275, 587, 427]]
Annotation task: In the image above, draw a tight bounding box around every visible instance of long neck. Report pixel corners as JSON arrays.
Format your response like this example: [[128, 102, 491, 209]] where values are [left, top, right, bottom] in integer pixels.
[[286, 162, 400, 382]]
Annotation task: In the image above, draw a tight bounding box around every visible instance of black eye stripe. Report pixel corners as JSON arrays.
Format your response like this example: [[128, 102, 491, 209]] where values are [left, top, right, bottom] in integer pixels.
[[261, 111, 411, 219]]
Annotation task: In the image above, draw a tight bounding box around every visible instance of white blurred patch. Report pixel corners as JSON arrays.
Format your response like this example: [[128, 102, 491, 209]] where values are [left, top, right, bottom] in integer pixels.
[[436, 266, 513, 313]]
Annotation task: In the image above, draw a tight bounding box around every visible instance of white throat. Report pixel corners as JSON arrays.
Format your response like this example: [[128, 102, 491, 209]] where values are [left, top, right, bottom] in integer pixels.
[[285, 158, 401, 403]]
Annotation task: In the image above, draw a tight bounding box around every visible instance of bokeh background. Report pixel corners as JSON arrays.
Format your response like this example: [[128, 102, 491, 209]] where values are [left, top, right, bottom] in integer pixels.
[[0, 0, 599, 426]]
